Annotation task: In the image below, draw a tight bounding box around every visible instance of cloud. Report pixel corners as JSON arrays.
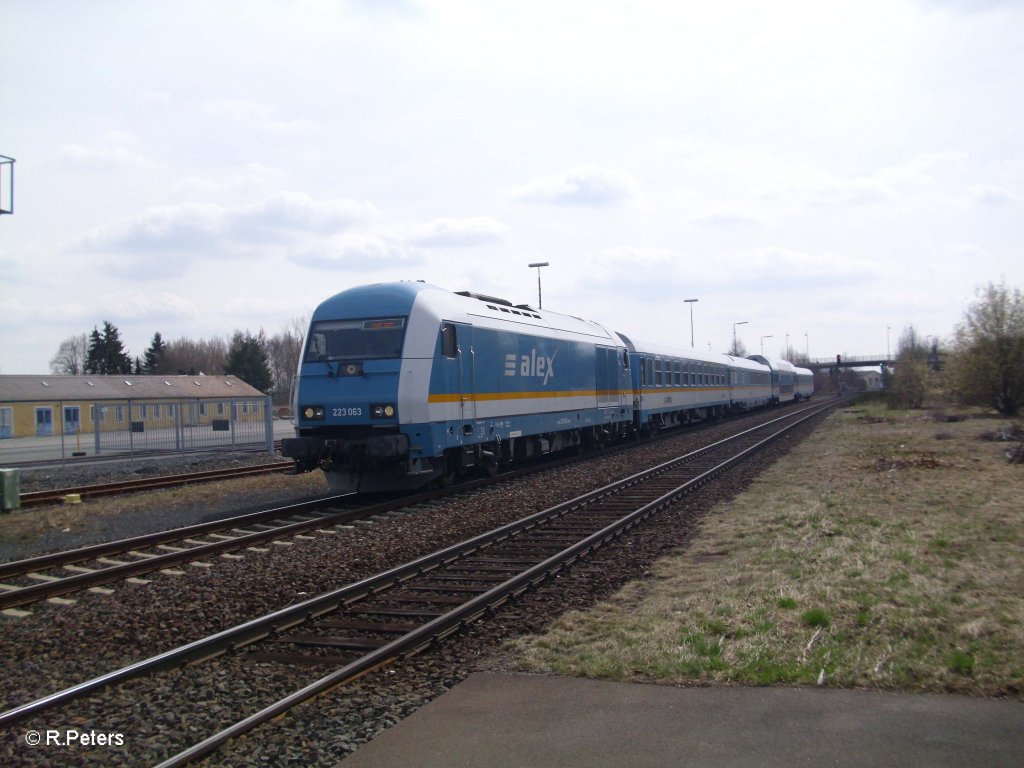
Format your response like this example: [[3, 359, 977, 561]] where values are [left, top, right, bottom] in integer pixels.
[[0, 290, 198, 325], [690, 208, 764, 229], [804, 153, 966, 209], [509, 165, 639, 207], [73, 192, 381, 258], [971, 185, 1019, 207], [203, 98, 321, 134], [55, 142, 155, 170], [98, 290, 201, 321], [288, 233, 419, 271], [172, 163, 283, 196], [406, 216, 508, 247], [230, 192, 381, 237]]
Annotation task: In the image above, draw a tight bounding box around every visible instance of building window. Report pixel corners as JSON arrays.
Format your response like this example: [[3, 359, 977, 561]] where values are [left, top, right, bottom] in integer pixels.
[[63, 406, 80, 434]]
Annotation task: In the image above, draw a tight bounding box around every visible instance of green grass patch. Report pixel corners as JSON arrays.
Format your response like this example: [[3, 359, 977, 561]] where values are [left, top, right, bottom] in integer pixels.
[[511, 404, 1024, 698], [800, 608, 831, 628]]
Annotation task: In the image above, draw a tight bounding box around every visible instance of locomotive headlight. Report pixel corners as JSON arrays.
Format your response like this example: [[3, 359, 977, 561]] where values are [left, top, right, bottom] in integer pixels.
[[370, 403, 396, 419], [301, 405, 325, 420]]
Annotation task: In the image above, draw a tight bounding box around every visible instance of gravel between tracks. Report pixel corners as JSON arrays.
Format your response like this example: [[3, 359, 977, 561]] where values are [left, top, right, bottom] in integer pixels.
[[0, 407, 829, 767]]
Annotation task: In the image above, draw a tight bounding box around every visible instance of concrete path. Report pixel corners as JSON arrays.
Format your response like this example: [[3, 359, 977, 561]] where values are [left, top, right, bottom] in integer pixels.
[[343, 673, 1023, 767]]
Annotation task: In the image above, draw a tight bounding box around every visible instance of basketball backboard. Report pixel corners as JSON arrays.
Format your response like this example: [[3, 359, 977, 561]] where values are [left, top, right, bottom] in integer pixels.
[[0, 155, 14, 215]]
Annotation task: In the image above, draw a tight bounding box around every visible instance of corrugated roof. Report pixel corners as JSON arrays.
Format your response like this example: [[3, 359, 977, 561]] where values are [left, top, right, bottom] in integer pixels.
[[0, 375, 266, 402]]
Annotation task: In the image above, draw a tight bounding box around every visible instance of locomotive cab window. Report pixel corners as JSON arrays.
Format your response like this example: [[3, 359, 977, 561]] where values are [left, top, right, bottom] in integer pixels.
[[305, 317, 407, 362], [441, 323, 458, 358]]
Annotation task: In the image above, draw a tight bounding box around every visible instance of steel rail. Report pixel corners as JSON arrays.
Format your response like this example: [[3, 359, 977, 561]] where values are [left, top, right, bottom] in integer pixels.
[[0, 402, 776, 608], [0, 399, 835, 735], [18, 461, 294, 507], [154, 400, 836, 768], [0, 494, 371, 610], [0, 440, 591, 609]]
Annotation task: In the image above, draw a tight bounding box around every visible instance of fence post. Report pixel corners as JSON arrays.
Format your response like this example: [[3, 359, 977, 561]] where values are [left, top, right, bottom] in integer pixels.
[[128, 398, 134, 463], [59, 400, 66, 468], [264, 395, 274, 455], [94, 401, 101, 456]]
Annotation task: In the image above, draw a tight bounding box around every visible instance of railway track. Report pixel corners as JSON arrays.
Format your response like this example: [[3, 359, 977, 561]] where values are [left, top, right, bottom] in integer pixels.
[[0, 492, 369, 612], [18, 460, 295, 507], [2, 401, 831, 613], [0, 398, 839, 766]]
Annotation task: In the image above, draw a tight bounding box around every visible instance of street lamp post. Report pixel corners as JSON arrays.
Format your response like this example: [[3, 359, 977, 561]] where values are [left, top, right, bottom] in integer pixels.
[[805, 332, 809, 360], [760, 335, 773, 355], [732, 321, 748, 354], [886, 325, 891, 361], [528, 262, 550, 309], [684, 299, 698, 347]]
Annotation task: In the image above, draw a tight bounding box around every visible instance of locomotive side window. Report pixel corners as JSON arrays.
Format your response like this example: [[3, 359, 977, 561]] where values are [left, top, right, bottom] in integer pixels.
[[441, 323, 457, 358], [305, 317, 407, 362]]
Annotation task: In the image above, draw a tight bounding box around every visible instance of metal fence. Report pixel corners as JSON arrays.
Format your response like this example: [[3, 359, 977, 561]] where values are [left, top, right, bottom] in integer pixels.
[[0, 396, 276, 465]]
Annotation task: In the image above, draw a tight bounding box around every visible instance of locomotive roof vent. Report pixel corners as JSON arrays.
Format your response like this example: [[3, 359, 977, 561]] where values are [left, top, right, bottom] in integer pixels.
[[455, 290, 514, 307]]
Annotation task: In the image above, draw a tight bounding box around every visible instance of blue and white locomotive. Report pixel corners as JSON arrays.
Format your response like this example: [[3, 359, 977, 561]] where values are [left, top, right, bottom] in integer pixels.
[[282, 282, 633, 492], [282, 281, 813, 492]]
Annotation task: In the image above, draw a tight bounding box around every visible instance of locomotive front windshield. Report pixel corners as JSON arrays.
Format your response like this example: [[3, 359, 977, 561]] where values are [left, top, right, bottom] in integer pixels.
[[305, 317, 407, 362]]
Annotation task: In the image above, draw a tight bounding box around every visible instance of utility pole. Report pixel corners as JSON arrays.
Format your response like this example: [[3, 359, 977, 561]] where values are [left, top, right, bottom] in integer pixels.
[[528, 262, 549, 309]]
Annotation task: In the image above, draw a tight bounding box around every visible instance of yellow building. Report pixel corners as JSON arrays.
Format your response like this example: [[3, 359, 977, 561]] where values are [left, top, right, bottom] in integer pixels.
[[0, 375, 272, 459]]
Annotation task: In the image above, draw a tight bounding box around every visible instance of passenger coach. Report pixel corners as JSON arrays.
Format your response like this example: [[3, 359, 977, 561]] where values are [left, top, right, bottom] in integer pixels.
[[618, 337, 775, 436], [747, 355, 815, 403]]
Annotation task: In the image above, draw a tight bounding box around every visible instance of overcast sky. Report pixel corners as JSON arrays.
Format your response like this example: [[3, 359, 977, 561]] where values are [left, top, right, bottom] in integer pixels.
[[2, 0, 1022, 374]]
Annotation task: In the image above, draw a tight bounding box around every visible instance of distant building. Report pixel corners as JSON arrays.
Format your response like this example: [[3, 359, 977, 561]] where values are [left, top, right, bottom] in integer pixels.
[[0, 374, 267, 441], [858, 370, 883, 391]]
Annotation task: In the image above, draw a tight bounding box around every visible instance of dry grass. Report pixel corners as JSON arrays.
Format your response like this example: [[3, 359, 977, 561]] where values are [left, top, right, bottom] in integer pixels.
[[512, 402, 1024, 697], [0, 472, 326, 548]]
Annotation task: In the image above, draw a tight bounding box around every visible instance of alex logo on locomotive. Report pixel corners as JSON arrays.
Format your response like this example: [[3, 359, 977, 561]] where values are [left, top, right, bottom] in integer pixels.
[[504, 349, 558, 385]]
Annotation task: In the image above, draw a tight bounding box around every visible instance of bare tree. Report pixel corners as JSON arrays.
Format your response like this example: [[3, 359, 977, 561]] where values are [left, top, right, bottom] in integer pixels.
[[948, 280, 1024, 416], [728, 339, 748, 357], [888, 325, 931, 409], [266, 316, 307, 404], [49, 333, 88, 375], [781, 345, 809, 365], [163, 336, 228, 376]]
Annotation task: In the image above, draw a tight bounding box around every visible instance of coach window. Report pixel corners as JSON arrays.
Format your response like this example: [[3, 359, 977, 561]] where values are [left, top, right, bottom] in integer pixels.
[[645, 357, 653, 387], [441, 324, 457, 358]]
